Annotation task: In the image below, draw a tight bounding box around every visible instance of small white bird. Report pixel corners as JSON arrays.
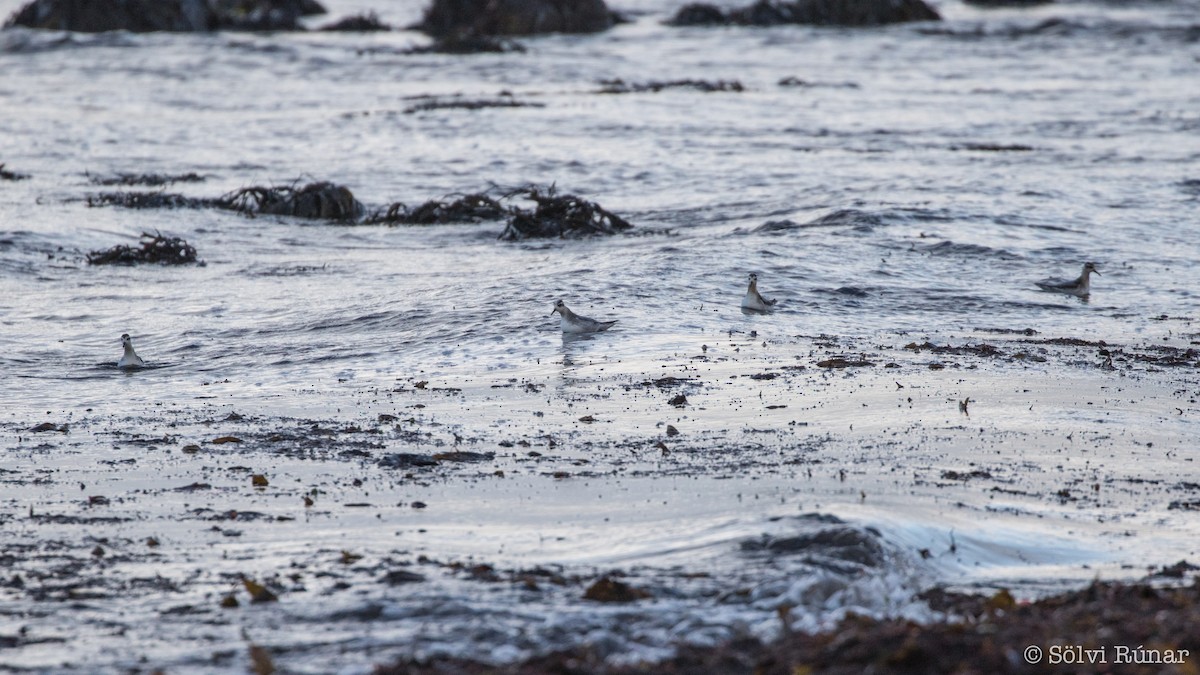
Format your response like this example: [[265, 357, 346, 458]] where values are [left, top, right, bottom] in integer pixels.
[[117, 333, 145, 369], [1036, 262, 1100, 297], [551, 300, 617, 334], [741, 273, 777, 312]]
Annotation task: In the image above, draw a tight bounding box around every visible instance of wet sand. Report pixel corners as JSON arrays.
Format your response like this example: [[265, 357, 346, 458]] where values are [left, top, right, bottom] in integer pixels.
[[3, 327, 1198, 672]]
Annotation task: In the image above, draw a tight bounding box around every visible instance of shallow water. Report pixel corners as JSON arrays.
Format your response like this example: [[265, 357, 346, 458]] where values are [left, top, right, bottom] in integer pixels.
[[2, 0, 1199, 671]]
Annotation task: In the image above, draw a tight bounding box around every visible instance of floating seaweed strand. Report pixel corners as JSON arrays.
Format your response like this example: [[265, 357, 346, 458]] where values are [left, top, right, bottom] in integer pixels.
[[364, 193, 508, 225]]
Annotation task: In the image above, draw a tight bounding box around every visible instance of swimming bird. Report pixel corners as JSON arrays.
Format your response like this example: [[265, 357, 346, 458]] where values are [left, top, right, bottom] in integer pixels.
[[551, 300, 616, 334], [1036, 262, 1100, 297], [117, 333, 145, 369], [741, 273, 777, 311]]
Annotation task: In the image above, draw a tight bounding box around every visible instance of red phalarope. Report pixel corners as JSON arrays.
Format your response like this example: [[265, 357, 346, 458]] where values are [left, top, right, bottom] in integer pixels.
[[741, 272, 777, 312], [1036, 262, 1099, 297], [551, 300, 617, 333], [117, 333, 145, 369]]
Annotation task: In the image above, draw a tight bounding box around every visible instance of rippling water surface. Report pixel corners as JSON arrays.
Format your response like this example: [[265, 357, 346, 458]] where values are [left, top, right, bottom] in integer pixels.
[[1, 0, 1199, 671]]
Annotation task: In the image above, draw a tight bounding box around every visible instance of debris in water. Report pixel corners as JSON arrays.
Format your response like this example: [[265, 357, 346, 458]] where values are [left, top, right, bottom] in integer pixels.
[[583, 576, 650, 602], [87, 231, 199, 266], [220, 182, 364, 221], [0, 163, 30, 181], [365, 193, 507, 224], [320, 11, 390, 31], [242, 578, 279, 603], [596, 78, 744, 94], [499, 185, 633, 240], [88, 172, 206, 186]]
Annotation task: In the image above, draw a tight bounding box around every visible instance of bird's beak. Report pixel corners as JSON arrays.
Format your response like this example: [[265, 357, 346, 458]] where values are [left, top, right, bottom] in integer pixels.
[[550, 308, 558, 316], [1093, 268, 1101, 276]]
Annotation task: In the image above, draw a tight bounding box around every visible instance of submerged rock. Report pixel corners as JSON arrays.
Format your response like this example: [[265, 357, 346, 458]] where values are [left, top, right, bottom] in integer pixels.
[[668, 0, 940, 27], [4, 0, 327, 33], [417, 0, 616, 38], [583, 576, 650, 602], [318, 11, 390, 31]]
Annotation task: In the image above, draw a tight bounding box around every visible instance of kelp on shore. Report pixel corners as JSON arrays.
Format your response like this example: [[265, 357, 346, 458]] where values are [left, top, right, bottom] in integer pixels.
[[88, 180, 637, 239]]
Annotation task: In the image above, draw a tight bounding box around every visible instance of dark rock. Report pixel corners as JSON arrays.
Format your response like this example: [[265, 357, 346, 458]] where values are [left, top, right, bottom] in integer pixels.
[[583, 576, 650, 602], [4, 0, 325, 33], [416, 0, 615, 38], [667, 2, 727, 25], [378, 453, 439, 469], [668, 0, 940, 27], [319, 11, 390, 31], [208, 0, 327, 31], [741, 525, 886, 568], [5, 0, 211, 32], [815, 357, 873, 368], [382, 569, 426, 584], [87, 232, 199, 266]]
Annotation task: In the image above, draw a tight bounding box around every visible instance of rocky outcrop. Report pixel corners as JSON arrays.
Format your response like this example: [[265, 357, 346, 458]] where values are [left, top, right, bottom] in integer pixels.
[[3, 0, 327, 33], [668, 0, 940, 27], [417, 0, 616, 38]]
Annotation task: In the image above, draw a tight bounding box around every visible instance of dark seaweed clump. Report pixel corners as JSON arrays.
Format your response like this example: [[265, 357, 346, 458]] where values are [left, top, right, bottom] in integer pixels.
[[366, 194, 507, 225], [0, 163, 30, 181], [402, 97, 542, 114], [668, 0, 940, 27], [220, 182, 364, 221], [86, 191, 217, 209], [597, 79, 744, 94], [81, 177, 633, 238], [319, 11, 391, 31], [500, 186, 633, 241], [88, 172, 206, 186], [87, 232, 198, 266]]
